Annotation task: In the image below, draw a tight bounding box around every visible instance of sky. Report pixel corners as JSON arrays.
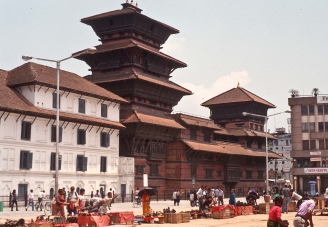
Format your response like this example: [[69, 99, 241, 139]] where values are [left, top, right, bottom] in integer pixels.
[[1, 0, 328, 133]]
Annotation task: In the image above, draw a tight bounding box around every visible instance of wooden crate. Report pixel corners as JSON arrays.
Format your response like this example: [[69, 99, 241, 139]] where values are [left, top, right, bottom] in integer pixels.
[[213, 208, 230, 219], [164, 213, 182, 223], [288, 201, 296, 212], [181, 212, 190, 223], [259, 203, 270, 214]]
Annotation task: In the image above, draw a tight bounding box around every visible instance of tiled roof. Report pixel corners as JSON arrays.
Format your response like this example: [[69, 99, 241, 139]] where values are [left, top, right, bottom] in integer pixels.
[[122, 110, 185, 129], [7, 62, 128, 104], [201, 86, 275, 108], [213, 129, 229, 135], [170, 113, 221, 130], [80, 8, 179, 34], [182, 140, 281, 158], [0, 69, 125, 130], [225, 128, 277, 140], [85, 69, 191, 94], [81, 39, 187, 67]]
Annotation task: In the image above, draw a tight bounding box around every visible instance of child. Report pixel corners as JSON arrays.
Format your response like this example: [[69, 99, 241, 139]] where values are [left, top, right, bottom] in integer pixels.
[[267, 196, 287, 227]]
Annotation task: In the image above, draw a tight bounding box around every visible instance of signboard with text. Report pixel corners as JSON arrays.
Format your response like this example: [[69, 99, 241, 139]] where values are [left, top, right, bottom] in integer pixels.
[[317, 96, 328, 103], [304, 168, 328, 174], [310, 151, 321, 155]]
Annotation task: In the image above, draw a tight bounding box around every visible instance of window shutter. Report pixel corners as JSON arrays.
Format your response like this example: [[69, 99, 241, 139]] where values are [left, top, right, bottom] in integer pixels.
[[52, 93, 56, 109], [50, 153, 55, 170], [101, 157, 107, 172], [77, 155, 82, 171], [101, 104, 107, 118], [27, 152, 33, 169], [106, 133, 110, 147], [51, 126, 56, 142], [20, 151, 24, 169], [59, 154, 62, 170], [21, 122, 26, 139], [26, 122, 31, 140], [83, 157, 88, 172], [100, 132, 105, 147], [79, 99, 85, 113], [59, 127, 63, 143]]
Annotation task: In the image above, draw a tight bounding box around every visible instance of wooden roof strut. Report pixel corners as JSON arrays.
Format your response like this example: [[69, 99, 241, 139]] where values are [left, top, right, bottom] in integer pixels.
[[16, 114, 22, 122], [37, 85, 43, 92], [31, 116, 37, 125]]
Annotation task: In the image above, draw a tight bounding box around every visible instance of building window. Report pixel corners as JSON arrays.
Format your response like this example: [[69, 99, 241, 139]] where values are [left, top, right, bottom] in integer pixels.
[[246, 170, 252, 179], [100, 132, 110, 147], [310, 140, 316, 150], [190, 128, 196, 140], [101, 104, 107, 118], [216, 170, 222, 178], [204, 131, 210, 143], [302, 123, 308, 132], [76, 155, 88, 172], [318, 105, 323, 115], [309, 122, 315, 132], [52, 93, 61, 109], [325, 122, 328, 132], [324, 105, 328, 115], [309, 105, 315, 115], [302, 140, 309, 150], [301, 106, 308, 116], [325, 139, 328, 149], [20, 150, 33, 170], [50, 153, 62, 171], [77, 129, 86, 145], [319, 140, 324, 150], [318, 122, 324, 132], [205, 169, 213, 179], [78, 98, 86, 113], [100, 156, 107, 172], [286, 140, 289, 146], [258, 171, 264, 179], [149, 164, 159, 176], [137, 97, 142, 102], [51, 125, 63, 142], [150, 100, 156, 106], [135, 165, 144, 175], [21, 121, 31, 140]]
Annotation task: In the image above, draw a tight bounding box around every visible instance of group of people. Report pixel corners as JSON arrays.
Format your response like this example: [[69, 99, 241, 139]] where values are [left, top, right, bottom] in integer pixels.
[[272, 184, 304, 214], [186, 186, 235, 211], [10, 189, 47, 212]]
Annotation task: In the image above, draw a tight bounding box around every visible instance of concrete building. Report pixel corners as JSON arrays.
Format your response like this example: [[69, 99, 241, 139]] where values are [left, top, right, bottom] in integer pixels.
[[289, 94, 328, 195], [0, 63, 134, 198]]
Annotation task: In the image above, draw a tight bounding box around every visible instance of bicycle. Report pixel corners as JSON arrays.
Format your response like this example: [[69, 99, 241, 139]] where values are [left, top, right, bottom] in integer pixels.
[[35, 198, 51, 215], [132, 197, 142, 208]]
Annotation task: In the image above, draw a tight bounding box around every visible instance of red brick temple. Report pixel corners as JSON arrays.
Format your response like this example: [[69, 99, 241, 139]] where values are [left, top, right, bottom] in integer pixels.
[[75, 2, 280, 194]]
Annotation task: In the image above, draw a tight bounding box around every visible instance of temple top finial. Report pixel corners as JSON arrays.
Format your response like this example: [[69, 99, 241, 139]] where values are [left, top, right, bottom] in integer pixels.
[[237, 82, 240, 88]]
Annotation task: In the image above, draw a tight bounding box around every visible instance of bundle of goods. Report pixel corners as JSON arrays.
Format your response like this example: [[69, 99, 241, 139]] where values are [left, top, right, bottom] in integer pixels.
[[0, 219, 26, 227], [212, 205, 235, 219]]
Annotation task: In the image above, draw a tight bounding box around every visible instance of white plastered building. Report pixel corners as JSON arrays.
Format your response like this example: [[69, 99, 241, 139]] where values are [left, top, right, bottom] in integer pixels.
[[0, 62, 134, 198]]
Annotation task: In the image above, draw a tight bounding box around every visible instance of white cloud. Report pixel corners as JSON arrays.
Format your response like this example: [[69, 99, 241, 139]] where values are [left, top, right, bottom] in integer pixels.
[[161, 35, 186, 55], [173, 70, 251, 118]]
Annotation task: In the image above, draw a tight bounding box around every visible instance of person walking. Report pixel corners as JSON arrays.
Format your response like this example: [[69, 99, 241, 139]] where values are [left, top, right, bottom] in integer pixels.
[[25, 189, 34, 211], [281, 184, 290, 214], [176, 190, 181, 206], [293, 197, 318, 227], [37, 190, 46, 211], [11, 189, 18, 211], [229, 189, 236, 207], [172, 190, 177, 206]]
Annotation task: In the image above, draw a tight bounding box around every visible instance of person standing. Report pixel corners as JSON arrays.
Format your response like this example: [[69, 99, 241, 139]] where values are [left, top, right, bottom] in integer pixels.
[[186, 190, 190, 201], [76, 188, 86, 213], [25, 189, 34, 211], [290, 189, 303, 210], [176, 190, 181, 206], [267, 196, 287, 227], [67, 186, 78, 216], [229, 189, 236, 207], [197, 186, 204, 211], [55, 189, 69, 216], [142, 191, 151, 215], [189, 190, 195, 207], [11, 189, 18, 211], [281, 184, 291, 214], [94, 190, 101, 198], [293, 197, 318, 227], [172, 190, 177, 206], [217, 188, 224, 205]]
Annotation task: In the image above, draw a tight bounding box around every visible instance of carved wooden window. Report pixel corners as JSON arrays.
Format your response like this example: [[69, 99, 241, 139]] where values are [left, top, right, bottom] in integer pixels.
[[204, 131, 210, 143], [246, 170, 252, 179], [190, 128, 196, 140], [76, 155, 88, 172], [150, 100, 156, 106], [246, 157, 252, 165], [135, 165, 144, 175], [205, 169, 213, 179], [149, 164, 159, 176], [257, 170, 264, 179], [216, 170, 222, 178], [20, 150, 33, 170]]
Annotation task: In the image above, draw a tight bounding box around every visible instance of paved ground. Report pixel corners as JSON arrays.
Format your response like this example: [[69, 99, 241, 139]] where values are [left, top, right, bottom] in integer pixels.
[[1, 197, 327, 226]]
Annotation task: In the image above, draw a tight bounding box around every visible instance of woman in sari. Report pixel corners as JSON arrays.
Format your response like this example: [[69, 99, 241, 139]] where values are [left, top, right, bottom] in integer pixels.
[[55, 189, 68, 216], [142, 191, 151, 215]]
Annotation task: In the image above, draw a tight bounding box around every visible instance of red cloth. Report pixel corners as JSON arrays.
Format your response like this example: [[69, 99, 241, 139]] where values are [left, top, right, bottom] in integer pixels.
[[268, 206, 281, 221], [235, 206, 254, 215], [53, 224, 79, 227], [110, 211, 134, 224], [211, 205, 236, 216], [77, 215, 110, 227]]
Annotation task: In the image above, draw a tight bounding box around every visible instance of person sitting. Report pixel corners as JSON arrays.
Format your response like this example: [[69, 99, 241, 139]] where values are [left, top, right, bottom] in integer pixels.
[[267, 196, 288, 227], [247, 197, 256, 206], [202, 196, 214, 211], [246, 189, 259, 205]]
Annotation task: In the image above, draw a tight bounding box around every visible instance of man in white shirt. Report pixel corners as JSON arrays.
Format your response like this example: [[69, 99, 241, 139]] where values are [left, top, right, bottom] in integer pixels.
[[38, 190, 46, 211], [197, 186, 204, 211], [290, 189, 303, 210], [26, 189, 34, 211], [172, 190, 177, 206]]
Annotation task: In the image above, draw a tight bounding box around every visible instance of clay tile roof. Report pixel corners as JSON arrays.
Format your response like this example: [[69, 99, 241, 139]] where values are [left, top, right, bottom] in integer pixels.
[[201, 86, 275, 108], [7, 62, 128, 104], [123, 110, 185, 129], [224, 128, 277, 140], [170, 113, 221, 130], [0, 69, 125, 130], [80, 8, 179, 34], [252, 131, 277, 140], [246, 149, 282, 159], [83, 39, 187, 67], [213, 129, 229, 135], [85, 69, 191, 94]]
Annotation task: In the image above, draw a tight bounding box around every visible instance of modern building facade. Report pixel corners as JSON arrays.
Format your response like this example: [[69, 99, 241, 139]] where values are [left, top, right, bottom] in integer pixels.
[[289, 95, 328, 195], [0, 63, 134, 198]]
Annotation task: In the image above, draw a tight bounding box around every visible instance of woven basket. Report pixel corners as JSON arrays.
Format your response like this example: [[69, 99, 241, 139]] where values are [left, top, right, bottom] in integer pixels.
[[213, 208, 230, 219], [164, 213, 182, 223]]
